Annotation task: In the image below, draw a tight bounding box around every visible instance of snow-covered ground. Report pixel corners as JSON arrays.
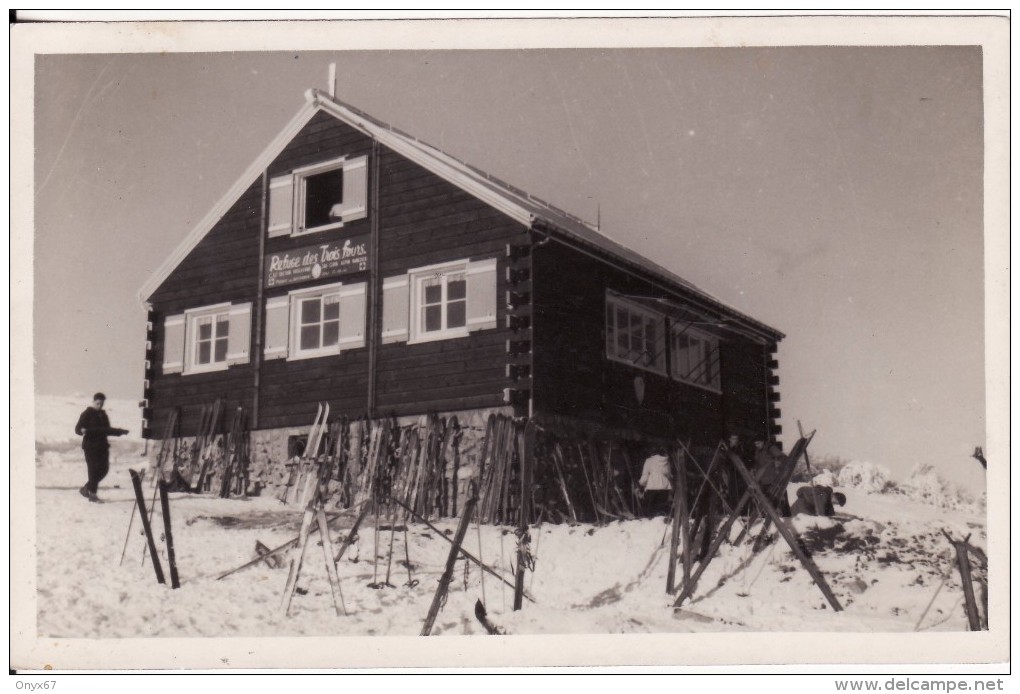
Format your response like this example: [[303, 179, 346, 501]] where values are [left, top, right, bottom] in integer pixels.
[[31, 396, 986, 640]]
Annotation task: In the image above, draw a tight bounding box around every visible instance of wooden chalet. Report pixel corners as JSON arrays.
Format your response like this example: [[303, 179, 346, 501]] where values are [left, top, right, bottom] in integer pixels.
[[138, 86, 784, 521]]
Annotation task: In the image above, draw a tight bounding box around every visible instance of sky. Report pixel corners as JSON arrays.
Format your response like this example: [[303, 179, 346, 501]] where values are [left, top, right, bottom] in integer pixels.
[[28, 28, 993, 492]]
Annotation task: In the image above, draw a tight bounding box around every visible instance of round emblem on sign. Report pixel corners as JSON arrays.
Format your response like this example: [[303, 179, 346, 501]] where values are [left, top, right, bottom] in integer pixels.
[[311, 263, 322, 279]]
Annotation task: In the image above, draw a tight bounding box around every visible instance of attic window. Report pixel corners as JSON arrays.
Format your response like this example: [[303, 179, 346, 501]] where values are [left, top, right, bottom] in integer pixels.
[[303, 167, 345, 230], [268, 155, 368, 237]]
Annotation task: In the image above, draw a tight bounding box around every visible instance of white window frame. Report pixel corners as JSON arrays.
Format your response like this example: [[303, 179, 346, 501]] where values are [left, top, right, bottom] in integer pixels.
[[293, 156, 349, 236], [605, 293, 667, 376], [408, 259, 471, 344], [183, 303, 232, 375], [288, 282, 344, 361], [669, 323, 722, 393]]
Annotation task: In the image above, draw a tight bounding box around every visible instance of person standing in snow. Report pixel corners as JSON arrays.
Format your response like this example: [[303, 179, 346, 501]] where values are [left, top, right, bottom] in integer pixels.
[[638, 448, 673, 517], [74, 393, 129, 502], [752, 436, 792, 516]]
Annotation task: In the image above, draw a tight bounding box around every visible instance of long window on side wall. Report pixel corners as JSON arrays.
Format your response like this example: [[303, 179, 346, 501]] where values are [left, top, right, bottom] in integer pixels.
[[605, 294, 666, 375], [670, 324, 721, 392]]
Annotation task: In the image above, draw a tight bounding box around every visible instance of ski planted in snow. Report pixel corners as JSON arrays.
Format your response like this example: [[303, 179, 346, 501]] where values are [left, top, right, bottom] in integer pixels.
[[129, 468, 165, 585]]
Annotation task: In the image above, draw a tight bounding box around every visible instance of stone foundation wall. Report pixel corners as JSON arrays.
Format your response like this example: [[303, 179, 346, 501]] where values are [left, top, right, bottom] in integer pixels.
[[149, 406, 514, 507]]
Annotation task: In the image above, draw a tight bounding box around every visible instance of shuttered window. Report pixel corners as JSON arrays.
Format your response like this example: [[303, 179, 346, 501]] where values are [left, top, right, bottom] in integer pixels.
[[263, 281, 367, 361], [401, 257, 498, 344], [269, 155, 369, 238], [161, 303, 252, 376]]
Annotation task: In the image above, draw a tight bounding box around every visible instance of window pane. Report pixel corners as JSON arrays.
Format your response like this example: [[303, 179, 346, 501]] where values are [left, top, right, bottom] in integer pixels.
[[322, 320, 339, 347], [301, 298, 321, 325], [214, 337, 228, 362], [198, 320, 212, 341], [216, 314, 229, 338], [323, 296, 340, 320], [447, 299, 466, 328], [447, 277, 466, 301], [304, 168, 344, 229], [424, 283, 442, 305], [300, 325, 319, 351], [424, 305, 442, 332], [198, 341, 211, 365]]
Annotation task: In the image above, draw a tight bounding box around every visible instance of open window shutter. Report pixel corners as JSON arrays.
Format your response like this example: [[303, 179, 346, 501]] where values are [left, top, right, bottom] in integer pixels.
[[268, 175, 294, 237], [264, 296, 290, 360], [225, 302, 252, 365], [381, 275, 409, 344], [338, 156, 368, 223], [337, 282, 367, 351], [162, 314, 185, 374], [465, 258, 498, 331]]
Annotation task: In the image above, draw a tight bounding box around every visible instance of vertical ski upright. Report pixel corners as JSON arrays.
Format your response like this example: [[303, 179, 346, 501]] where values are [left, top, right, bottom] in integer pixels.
[[513, 419, 536, 611], [157, 478, 181, 589]]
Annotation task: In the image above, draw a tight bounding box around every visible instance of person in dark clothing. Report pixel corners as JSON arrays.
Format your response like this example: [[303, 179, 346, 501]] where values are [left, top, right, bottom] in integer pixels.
[[790, 485, 847, 517], [752, 437, 792, 516], [74, 393, 128, 502]]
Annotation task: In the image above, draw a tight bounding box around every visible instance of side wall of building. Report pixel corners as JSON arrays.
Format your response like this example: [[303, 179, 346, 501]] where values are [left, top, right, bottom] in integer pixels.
[[531, 240, 777, 446]]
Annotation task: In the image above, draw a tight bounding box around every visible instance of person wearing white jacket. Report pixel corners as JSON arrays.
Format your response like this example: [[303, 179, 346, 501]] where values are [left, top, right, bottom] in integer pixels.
[[638, 450, 673, 517]]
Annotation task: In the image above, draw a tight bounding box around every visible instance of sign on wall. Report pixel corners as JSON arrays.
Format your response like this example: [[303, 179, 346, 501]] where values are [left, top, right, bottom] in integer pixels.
[[264, 235, 369, 288]]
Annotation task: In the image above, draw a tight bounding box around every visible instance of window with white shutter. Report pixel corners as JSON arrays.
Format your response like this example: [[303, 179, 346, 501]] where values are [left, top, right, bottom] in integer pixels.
[[163, 302, 254, 375], [406, 257, 498, 344], [268, 281, 367, 362], [269, 155, 369, 238]]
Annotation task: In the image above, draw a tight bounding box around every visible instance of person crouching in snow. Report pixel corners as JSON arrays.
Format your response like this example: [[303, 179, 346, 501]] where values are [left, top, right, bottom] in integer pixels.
[[638, 449, 672, 518], [790, 485, 846, 517], [74, 392, 129, 502]]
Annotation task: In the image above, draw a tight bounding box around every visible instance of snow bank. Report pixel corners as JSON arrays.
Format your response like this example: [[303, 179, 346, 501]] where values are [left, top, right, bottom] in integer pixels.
[[896, 463, 985, 513], [837, 460, 892, 493]]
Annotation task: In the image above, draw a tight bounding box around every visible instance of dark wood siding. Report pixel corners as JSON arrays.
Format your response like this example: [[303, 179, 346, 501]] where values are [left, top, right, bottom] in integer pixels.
[[147, 178, 263, 437], [373, 145, 526, 417], [532, 241, 771, 445], [147, 110, 526, 435], [148, 180, 262, 311], [144, 107, 777, 441]]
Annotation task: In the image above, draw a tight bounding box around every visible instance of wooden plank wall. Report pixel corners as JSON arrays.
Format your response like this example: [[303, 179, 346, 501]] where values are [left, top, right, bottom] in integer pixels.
[[147, 110, 524, 435], [531, 240, 769, 446]]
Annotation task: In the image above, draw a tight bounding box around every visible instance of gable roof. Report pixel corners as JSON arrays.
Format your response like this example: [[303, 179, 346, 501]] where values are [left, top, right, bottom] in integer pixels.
[[139, 89, 783, 341]]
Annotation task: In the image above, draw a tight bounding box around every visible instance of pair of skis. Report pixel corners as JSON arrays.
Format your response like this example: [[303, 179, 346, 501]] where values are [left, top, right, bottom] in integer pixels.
[[278, 402, 330, 505], [189, 399, 224, 493], [127, 468, 180, 589]]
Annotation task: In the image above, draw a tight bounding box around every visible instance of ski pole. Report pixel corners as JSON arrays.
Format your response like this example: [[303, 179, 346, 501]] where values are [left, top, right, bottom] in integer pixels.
[[476, 520, 486, 604], [119, 497, 138, 566]]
